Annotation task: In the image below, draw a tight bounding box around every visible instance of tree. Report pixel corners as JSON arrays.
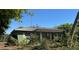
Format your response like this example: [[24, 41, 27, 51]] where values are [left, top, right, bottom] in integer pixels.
[[57, 23, 73, 47], [57, 23, 72, 33], [0, 9, 26, 35], [57, 23, 79, 48]]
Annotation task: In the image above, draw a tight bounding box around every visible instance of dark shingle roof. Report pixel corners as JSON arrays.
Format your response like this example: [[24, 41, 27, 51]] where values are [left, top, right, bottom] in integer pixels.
[[36, 28, 63, 32], [13, 27, 63, 32], [15, 27, 37, 31]]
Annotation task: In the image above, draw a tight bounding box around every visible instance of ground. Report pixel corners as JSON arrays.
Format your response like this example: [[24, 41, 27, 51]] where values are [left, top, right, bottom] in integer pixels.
[[0, 42, 17, 50]]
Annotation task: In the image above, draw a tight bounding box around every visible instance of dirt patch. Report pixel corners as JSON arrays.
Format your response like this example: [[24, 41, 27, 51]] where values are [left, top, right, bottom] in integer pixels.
[[0, 42, 17, 50]]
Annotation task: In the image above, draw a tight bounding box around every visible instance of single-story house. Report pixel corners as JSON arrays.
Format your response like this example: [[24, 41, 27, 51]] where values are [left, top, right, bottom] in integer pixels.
[[10, 27, 64, 44]]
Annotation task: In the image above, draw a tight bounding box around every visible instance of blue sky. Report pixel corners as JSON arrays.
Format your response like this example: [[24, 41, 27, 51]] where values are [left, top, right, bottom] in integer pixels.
[[6, 9, 78, 34]]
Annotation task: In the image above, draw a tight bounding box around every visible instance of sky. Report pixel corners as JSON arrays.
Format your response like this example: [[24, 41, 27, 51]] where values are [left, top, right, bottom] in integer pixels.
[[6, 9, 78, 34]]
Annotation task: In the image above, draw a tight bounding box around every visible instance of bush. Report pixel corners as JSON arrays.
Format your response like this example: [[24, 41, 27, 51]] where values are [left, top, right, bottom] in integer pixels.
[[18, 38, 27, 47], [7, 36, 17, 46], [17, 36, 30, 48], [0, 35, 5, 42]]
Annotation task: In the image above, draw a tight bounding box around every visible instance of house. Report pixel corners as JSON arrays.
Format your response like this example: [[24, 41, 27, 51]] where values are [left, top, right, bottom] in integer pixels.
[[10, 27, 64, 44]]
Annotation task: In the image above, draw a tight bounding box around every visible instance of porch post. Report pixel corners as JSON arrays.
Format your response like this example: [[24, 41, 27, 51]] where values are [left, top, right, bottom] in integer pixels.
[[50, 32, 52, 40], [40, 32, 42, 42]]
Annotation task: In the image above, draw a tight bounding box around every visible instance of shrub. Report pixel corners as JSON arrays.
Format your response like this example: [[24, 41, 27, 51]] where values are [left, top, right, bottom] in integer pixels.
[[7, 36, 17, 46], [17, 36, 30, 48], [0, 35, 5, 42]]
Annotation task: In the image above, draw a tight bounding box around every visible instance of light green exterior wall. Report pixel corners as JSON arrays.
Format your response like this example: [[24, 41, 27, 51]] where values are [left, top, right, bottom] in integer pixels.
[[17, 34, 30, 45]]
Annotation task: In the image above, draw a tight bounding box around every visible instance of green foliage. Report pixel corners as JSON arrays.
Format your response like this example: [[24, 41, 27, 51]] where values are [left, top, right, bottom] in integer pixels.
[[57, 23, 79, 49], [18, 38, 27, 47], [57, 23, 72, 33], [0, 9, 26, 35], [29, 33, 40, 45], [0, 35, 8, 42], [17, 36, 30, 48], [0, 9, 26, 20], [7, 36, 17, 46], [0, 35, 4, 42]]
